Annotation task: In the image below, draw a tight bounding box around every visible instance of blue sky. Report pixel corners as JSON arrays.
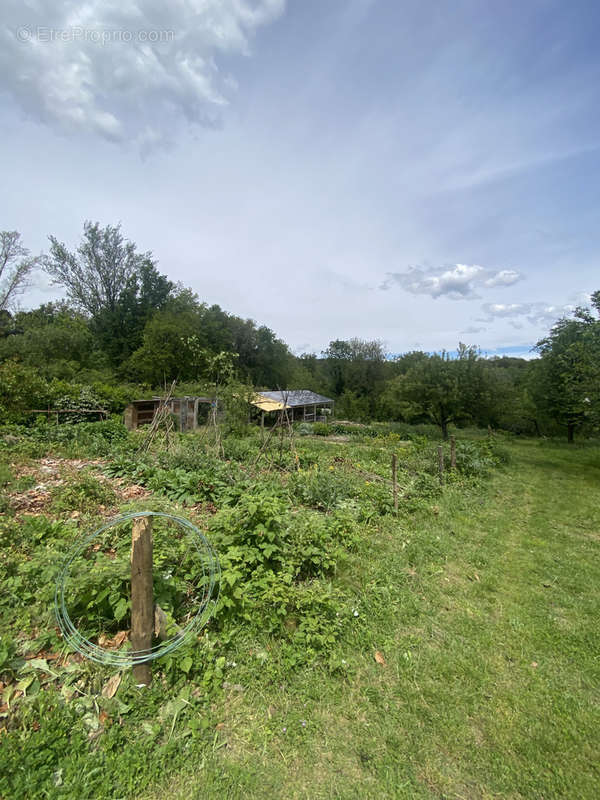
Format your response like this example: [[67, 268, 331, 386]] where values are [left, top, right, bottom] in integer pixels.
[[0, 0, 598, 358]]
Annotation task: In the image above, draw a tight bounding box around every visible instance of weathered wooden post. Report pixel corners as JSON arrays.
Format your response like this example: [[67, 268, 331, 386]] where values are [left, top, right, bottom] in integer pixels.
[[450, 436, 456, 470], [131, 515, 153, 686], [438, 445, 444, 486], [392, 453, 398, 515]]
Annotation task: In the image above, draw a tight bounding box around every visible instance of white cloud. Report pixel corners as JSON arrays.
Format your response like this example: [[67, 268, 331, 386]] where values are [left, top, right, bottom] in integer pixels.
[[480, 301, 578, 328], [483, 269, 522, 288], [381, 263, 523, 299], [0, 0, 285, 145], [481, 302, 529, 318]]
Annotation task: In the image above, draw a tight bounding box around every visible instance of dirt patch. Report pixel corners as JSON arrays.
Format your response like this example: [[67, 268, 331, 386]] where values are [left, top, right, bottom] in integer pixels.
[[7, 457, 150, 514]]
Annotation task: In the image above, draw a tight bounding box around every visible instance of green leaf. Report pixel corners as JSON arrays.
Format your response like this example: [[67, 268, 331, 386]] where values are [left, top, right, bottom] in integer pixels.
[[180, 655, 193, 674], [113, 597, 128, 621]]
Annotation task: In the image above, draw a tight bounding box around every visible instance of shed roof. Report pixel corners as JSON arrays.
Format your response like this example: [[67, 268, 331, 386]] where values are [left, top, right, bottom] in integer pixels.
[[253, 390, 333, 411]]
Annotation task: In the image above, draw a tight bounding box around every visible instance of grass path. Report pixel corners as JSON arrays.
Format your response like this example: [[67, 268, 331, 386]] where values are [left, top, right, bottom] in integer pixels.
[[145, 440, 600, 799]]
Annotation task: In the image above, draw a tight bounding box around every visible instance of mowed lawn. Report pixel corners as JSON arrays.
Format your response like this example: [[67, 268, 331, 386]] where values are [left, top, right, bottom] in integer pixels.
[[145, 439, 600, 799]]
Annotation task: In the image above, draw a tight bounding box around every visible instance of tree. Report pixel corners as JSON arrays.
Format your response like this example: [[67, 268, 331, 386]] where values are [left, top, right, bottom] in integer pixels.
[[391, 352, 461, 438], [0, 302, 96, 379], [534, 298, 600, 442], [383, 346, 494, 437], [124, 310, 199, 384], [44, 221, 153, 317], [453, 344, 496, 428], [321, 338, 387, 407], [0, 231, 40, 311], [93, 261, 175, 365]]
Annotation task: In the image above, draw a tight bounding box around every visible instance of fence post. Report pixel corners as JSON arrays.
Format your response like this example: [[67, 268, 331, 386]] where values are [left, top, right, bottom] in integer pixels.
[[131, 515, 153, 686], [392, 454, 398, 515], [450, 436, 456, 470], [438, 445, 444, 486]]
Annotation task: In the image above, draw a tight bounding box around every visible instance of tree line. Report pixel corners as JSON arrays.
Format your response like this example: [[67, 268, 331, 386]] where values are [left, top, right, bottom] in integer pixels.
[[0, 222, 598, 441]]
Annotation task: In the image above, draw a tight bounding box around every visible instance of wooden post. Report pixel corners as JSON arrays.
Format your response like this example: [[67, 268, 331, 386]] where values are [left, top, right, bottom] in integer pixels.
[[438, 445, 444, 486], [450, 436, 456, 470], [392, 454, 398, 515], [131, 515, 153, 686]]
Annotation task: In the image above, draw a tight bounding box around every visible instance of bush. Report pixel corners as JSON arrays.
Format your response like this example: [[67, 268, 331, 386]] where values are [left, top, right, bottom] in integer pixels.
[[0, 361, 49, 420], [209, 492, 355, 656], [50, 473, 116, 513], [53, 386, 106, 423], [453, 439, 508, 477], [312, 422, 331, 436], [296, 423, 313, 436], [288, 466, 350, 511]]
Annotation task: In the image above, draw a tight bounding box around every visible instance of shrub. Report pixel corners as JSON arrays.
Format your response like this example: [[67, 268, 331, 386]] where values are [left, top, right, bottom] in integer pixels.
[[312, 422, 331, 436], [288, 466, 350, 511], [453, 439, 507, 477], [51, 473, 116, 513], [296, 423, 313, 436], [209, 493, 355, 656], [0, 361, 49, 421]]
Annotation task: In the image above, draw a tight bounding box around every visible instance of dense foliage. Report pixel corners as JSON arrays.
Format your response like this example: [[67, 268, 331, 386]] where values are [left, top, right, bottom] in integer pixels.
[[1, 222, 599, 443], [0, 415, 511, 798]]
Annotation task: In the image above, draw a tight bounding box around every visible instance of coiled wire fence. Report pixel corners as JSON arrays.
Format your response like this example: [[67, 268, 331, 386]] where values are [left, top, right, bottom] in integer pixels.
[[54, 511, 220, 667]]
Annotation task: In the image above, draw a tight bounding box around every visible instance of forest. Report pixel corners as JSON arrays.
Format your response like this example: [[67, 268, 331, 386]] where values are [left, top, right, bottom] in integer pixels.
[[1, 222, 599, 441]]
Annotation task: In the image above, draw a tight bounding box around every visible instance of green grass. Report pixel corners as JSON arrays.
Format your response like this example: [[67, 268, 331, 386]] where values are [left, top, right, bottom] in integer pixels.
[[1, 434, 599, 798], [143, 439, 600, 799]]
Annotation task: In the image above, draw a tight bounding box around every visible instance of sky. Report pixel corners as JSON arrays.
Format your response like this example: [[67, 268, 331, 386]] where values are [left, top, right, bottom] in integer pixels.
[[1, 0, 599, 359]]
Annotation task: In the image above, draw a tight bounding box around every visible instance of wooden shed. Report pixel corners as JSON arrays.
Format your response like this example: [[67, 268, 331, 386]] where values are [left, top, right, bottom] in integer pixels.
[[123, 396, 213, 432]]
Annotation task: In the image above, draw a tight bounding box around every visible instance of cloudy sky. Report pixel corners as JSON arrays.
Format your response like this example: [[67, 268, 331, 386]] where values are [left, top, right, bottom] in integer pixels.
[[1, 0, 599, 358]]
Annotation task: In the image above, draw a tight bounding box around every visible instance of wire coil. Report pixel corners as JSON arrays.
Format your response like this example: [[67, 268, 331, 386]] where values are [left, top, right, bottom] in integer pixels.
[[54, 511, 220, 666]]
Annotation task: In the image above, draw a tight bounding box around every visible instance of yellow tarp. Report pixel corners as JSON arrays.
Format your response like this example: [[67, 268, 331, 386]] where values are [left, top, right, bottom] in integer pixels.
[[251, 394, 287, 412]]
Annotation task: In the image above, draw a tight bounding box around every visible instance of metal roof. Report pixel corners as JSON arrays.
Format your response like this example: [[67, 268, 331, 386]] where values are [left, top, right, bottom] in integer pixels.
[[254, 390, 333, 410]]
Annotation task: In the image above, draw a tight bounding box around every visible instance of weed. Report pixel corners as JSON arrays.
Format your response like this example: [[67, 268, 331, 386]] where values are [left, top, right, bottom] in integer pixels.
[[50, 473, 116, 513]]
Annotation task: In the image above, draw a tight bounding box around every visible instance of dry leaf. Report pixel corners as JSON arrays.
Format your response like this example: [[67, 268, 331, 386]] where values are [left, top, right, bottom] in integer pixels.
[[101, 673, 122, 699], [99, 710, 111, 725], [113, 630, 128, 648], [374, 651, 386, 666], [98, 631, 128, 649]]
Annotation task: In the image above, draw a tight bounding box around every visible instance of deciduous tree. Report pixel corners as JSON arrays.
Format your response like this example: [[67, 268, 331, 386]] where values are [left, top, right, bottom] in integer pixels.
[[534, 298, 600, 442], [44, 221, 152, 317], [0, 231, 40, 311]]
